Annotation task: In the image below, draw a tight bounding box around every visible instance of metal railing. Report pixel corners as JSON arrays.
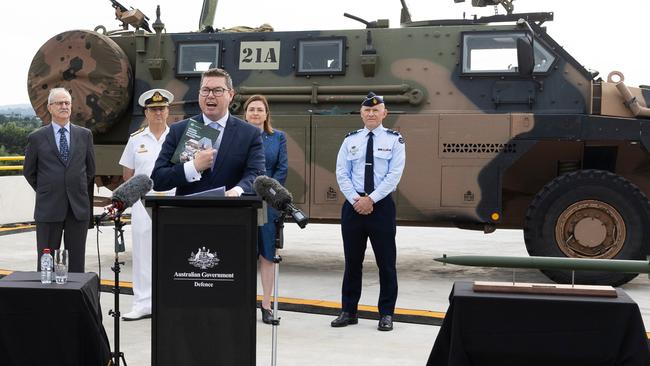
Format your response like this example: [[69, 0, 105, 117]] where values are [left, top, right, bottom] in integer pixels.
[[0, 156, 24, 171]]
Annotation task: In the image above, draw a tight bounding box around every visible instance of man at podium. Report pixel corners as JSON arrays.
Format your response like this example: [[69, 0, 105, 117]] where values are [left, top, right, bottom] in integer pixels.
[[151, 68, 265, 196]]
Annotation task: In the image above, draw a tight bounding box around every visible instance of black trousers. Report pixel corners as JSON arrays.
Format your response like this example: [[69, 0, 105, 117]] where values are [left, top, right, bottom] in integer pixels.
[[340, 195, 397, 316], [36, 205, 89, 272]]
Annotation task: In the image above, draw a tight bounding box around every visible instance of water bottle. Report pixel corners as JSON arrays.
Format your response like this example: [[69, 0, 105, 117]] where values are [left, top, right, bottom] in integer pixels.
[[41, 248, 53, 284]]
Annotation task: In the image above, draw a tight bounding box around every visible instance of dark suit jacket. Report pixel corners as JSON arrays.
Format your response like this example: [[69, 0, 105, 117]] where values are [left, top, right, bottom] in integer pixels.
[[23, 123, 96, 222], [151, 114, 265, 195]]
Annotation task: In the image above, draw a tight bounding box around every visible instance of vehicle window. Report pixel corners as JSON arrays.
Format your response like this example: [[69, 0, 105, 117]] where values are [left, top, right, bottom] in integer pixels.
[[462, 32, 555, 74], [296, 37, 345, 75], [177, 43, 220, 75], [532, 42, 554, 73]]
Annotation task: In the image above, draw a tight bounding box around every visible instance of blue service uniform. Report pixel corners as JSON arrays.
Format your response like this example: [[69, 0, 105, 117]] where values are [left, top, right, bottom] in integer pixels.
[[335, 124, 406, 316], [258, 130, 288, 260]]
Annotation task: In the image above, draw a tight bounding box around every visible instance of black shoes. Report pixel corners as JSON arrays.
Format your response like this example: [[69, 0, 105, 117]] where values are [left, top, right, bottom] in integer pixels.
[[330, 312, 358, 327], [261, 307, 273, 324], [331, 312, 393, 330], [378, 315, 393, 331]]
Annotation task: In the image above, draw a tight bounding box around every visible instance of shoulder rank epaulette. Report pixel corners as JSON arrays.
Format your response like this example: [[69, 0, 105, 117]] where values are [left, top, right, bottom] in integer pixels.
[[130, 127, 145, 137], [345, 129, 361, 138], [385, 128, 400, 136]]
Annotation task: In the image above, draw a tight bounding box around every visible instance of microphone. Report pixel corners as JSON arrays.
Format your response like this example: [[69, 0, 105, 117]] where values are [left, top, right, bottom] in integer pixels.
[[253, 176, 308, 229], [97, 174, 153, 221]]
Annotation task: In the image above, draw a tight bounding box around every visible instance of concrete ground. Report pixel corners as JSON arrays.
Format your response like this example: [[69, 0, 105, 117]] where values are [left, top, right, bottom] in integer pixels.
[[1, 222, 649, 365]]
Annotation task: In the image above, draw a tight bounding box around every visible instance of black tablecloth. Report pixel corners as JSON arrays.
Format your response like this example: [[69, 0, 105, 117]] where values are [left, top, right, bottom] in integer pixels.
[[428, 281, 650, 366], [0, 272, 111, 366]]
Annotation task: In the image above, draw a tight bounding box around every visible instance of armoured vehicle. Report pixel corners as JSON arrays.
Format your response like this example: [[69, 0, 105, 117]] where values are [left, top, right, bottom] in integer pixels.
[[27, 0, 650, 286]]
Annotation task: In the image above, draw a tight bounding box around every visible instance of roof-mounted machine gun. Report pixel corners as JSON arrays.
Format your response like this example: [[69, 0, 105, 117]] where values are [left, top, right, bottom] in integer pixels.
[[455, 0, 515, 15], [109, 0, 152, 32]]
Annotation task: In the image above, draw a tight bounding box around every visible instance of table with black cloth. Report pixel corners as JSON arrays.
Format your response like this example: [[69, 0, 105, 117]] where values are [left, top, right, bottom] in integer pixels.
[[0, 271, 111, 366], [428, 281, 650, 366]]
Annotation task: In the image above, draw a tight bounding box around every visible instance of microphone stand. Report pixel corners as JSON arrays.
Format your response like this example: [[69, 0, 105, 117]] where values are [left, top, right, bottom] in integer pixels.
[[108, 213, 128, 366], [270, 212, 285, 366]]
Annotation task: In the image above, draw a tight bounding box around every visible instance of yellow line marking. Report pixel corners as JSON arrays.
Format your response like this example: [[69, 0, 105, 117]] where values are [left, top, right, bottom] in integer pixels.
[[100, 279, 133, 289], [0, 156, 24, 162], [95, 281, 442, 319], [253, 295, 446, 319], [0, 224, 35, 232], [0, 269, 646, 335], [0, 166, 23, 171]]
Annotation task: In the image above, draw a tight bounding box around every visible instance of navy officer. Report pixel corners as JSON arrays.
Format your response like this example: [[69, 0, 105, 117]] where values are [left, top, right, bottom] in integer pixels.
[[331, 92, 406, 331], [119, 88, 176, 320]]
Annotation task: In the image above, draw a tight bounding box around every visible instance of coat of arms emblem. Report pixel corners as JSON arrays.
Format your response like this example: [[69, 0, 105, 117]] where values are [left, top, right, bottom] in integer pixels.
[[188, 247, 220, 269]]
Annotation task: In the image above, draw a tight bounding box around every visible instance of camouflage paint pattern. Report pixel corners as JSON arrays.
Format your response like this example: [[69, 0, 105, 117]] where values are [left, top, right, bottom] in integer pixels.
[[26, 4, 650, 285], [28, 30, 132, 133]]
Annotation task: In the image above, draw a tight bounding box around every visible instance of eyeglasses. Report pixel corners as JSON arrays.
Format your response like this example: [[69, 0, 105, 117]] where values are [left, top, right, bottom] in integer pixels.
[[199, 87, 230, 97], [50, 101, 71, 106]]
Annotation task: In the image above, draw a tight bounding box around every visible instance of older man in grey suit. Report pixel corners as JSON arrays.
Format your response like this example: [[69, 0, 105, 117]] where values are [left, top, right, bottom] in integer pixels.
[[23, 87, 95, 272]]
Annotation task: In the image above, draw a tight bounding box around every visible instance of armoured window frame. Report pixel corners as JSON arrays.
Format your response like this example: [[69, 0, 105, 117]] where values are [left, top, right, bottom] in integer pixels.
[[460, 31, 556, 76], [176, 42, 221, 77], [295, 37, 346, 76]]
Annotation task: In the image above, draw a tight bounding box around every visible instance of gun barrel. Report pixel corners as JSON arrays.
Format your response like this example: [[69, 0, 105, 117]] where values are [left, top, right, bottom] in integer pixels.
[[435, 255, 650, 274], [110, 0, 128, 12]]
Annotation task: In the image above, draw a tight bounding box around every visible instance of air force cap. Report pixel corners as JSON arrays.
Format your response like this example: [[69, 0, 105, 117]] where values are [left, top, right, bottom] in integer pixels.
[[361, 92, 384, 106], [138, 88, 174, 108]]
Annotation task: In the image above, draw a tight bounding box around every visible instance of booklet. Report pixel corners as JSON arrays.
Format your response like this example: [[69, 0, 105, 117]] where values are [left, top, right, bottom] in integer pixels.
[[185, 186, 226, 197], [171, 118, 220, 164]]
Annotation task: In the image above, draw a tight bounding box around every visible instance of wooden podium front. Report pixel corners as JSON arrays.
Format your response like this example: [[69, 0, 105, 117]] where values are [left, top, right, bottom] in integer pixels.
[[146, 196, 262, 366]]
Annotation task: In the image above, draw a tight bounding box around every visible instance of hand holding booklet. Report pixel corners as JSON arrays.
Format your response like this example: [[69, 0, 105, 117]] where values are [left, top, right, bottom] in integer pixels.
[[171, 118, 220, 164]]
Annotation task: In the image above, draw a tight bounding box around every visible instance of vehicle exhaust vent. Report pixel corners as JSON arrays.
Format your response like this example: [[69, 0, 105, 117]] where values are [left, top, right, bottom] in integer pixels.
[[442, 142, 517, 154]]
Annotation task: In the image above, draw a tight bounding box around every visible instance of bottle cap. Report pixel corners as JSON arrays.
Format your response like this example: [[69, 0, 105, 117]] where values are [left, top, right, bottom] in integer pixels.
[[43, 248, 51, 254]]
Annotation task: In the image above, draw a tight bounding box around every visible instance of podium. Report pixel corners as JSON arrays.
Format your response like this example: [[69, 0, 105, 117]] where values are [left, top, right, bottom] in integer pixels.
[[146, 196, 262, 366]]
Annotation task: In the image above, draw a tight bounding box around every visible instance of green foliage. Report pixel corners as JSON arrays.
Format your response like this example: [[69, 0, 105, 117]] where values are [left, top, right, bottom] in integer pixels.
[[0, 122, 33, 155], [0, 114, 40, 176], [0, 114, 41, 129]]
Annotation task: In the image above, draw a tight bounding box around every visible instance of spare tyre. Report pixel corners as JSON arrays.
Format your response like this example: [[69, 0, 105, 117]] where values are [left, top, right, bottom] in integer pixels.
[[27, 30, 132, 134]]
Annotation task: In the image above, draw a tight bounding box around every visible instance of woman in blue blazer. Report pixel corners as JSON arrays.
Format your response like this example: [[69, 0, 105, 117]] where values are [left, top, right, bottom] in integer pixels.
[[244, 94, 288, 324]]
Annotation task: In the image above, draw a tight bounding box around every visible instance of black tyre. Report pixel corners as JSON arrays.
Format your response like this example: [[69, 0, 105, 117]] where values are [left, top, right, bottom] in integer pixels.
[[523, 170, 650, 286]]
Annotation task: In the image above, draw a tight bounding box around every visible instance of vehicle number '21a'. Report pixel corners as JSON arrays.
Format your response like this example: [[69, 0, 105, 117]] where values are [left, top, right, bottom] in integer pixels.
[[239, 41, 280, 70]]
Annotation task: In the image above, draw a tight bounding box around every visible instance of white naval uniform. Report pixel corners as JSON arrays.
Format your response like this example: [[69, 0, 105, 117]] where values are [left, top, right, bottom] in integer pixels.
[[118, 126, 175, 314]]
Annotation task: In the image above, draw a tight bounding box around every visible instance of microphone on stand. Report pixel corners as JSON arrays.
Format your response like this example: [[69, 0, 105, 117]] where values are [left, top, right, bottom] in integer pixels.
[[253, 176, 308, 229], [96, 174, 153, 221]]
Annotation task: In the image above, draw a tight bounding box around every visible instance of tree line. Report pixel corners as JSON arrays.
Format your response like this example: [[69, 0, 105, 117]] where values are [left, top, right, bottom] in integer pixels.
[[0, 115, 40, 176], [0, 115, 40, 155]]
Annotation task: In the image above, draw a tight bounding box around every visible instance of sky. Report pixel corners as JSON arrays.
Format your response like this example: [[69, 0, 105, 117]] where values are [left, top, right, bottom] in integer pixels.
[[1, 0, 648, 106]]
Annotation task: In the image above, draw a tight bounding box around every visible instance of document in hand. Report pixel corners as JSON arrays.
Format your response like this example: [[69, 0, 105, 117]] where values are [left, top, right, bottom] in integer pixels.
[[171, 118, 220, 164]]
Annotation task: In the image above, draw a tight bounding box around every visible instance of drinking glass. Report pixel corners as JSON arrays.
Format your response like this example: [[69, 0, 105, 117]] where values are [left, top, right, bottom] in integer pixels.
[[54, 249, 68, 284]]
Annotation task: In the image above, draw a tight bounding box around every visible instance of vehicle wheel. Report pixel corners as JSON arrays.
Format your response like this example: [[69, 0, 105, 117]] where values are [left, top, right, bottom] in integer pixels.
[[28, 30, 132, 134], [523, 170, 650, 286]]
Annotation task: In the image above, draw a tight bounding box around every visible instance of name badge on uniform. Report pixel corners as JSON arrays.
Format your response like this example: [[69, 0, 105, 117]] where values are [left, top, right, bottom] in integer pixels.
[[350, 146, 359, 156], [377, 148, 392, 152], [137, 144, 148, 153]]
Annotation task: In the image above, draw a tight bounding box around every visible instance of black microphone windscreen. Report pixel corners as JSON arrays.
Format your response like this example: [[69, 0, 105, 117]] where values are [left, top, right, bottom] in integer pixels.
[[254, 176, 292, 211], [112, 174, 153, 209]]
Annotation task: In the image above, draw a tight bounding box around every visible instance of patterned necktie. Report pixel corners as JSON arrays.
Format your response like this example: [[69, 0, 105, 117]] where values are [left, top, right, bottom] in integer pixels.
[[364, 131, 374, 194], [208, 122, 220, 168], [59, 128, 69, 163]]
